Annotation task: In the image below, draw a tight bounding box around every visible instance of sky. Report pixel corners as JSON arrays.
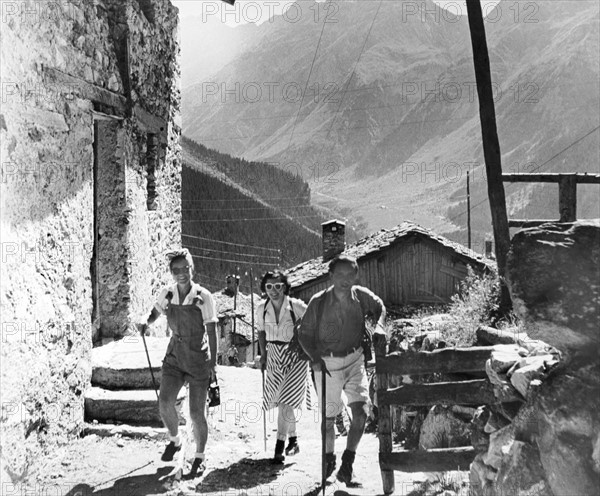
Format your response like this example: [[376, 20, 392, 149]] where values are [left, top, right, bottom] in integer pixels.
[[173, 0, 504, 26]]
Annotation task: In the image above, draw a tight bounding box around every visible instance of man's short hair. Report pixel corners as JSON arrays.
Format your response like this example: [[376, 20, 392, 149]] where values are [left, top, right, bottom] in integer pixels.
[[328, 254, 359, 274]]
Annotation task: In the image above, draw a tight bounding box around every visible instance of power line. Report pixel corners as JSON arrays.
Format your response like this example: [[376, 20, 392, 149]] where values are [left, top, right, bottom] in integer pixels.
[[181, 233, 281, 252], [183, 214, 322, 223], [284, 0, 331, 158], [194, 103, 595, 143], [185, 243, 281, 261], [437, 125, 600, 229], [189, 253, 279, 266]]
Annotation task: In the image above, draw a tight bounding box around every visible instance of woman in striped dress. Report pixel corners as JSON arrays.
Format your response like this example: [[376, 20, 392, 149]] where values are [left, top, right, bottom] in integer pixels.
[[256, 270, 311, 464]]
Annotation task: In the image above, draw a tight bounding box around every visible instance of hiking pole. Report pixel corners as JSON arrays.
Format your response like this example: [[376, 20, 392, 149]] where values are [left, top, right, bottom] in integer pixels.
[[261, 367, 267, 452], [139, 324, 160, 403], [320, 359, 329, 496]]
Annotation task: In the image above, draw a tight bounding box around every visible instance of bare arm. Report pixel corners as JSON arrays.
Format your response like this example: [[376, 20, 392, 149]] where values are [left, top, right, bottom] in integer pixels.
[[206, 322, 217, 369]]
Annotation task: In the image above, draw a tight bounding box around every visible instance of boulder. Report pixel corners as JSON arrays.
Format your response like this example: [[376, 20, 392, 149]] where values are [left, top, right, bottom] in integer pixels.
[[507, 355, 559, 399], [506, 220, 600, 355], [534, 361, 600, 496], [495, 441, 552, 496], [469, 453, 497, 496]]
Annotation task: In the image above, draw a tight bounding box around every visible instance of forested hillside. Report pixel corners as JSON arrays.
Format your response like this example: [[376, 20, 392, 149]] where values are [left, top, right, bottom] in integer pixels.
[[181, 137, 329, 291]]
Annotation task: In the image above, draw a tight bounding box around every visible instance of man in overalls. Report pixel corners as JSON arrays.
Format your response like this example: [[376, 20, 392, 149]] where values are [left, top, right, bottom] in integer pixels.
[[141, 249, 218, 477]]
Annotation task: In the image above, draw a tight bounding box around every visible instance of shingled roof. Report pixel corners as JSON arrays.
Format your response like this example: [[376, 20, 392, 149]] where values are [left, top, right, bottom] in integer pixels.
[[212, 289, 261, 342], [285, 221, 495, 289]]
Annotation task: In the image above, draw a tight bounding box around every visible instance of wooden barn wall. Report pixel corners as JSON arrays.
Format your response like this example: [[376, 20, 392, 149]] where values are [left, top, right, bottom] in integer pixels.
[[291, 237, 482, 307]]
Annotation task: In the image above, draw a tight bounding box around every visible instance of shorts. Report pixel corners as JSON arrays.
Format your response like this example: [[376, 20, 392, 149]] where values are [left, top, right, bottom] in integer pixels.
[[313, 348, 370, 417]]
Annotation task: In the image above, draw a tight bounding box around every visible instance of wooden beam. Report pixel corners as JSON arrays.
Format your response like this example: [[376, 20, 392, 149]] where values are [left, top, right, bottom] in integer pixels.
[[439, 264, 468, 280], [374, 334, 395, 495], [465, 0, 511, 314], [42, 66, 126, 115], [508, 220, 558, 228], [379, 447, 475, 472], [502, 173, 600, 184], [376, 347, 495, 376], [558, 174, 577, 222], [379, 379, 521, 406], [133, 104, 168, 141]]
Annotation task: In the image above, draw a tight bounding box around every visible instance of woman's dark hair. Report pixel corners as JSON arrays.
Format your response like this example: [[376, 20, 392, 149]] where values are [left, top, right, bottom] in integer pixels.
[[260, 270, 290, 295]]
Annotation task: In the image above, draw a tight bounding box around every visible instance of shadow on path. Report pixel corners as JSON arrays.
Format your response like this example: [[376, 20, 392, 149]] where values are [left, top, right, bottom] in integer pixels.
[[64, 466, 173, 496], [197, 457, 288, 493]]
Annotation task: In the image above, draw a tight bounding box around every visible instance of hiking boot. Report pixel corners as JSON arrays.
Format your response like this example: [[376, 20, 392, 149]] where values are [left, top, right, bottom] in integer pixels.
[[325, 453, 336, 478], [161, 441, 181, 462], [272, 439, 285, 465], [336, 463, 363, 488], [336, 450, 362, 488], [285, 437, 300, 456], [187, 457, 206, 478]]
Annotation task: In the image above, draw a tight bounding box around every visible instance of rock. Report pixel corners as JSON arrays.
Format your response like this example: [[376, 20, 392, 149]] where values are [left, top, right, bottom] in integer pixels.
[[482, 424, 514, 471], [495, 441, 552, 496], [534, 361, 600, 496], [419, 405, 471, 450], [508, 355, 559, 398], [506, 220, 600, 356], [471, 406, 491, 454], [469, 453, 497, 496], [477, 325, 519, 345], [488, 347, 524, 374], [483, 411, 510, 434]]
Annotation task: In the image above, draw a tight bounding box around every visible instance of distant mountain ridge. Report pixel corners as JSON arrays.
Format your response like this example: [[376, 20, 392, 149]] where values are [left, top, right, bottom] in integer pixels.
[[182, 0, 600, 250]]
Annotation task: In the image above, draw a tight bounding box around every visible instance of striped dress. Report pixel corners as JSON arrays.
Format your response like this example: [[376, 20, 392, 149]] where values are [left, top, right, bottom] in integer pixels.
[[257, 296, 313, 411]]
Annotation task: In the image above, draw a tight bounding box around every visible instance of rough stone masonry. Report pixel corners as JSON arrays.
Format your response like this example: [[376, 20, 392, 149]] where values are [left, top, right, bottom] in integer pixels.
[[1, 0, 181, 482]]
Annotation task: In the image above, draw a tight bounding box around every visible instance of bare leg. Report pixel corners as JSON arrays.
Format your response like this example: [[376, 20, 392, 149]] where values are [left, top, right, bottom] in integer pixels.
[[159, 374, 185, 437], [346, 402, 367, 452], [278, 403, 297, 440], [188, 381, 209, 454]]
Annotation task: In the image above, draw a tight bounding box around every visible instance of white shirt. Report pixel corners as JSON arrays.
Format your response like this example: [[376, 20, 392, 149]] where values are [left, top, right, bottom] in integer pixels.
[[154, 283, 218, 325], [256, 295, 307, 342]]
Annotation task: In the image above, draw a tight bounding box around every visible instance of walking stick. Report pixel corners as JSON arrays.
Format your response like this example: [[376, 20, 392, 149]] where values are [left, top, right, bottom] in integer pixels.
[[321, 361, 326, 496], [140, 325, 160, 403], [261, 367, 267, 452]]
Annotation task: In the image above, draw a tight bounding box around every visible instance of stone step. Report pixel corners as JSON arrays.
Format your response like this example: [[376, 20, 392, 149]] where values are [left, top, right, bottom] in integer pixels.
[[92, 336, 170, 390], [84, 386, 186, 427]]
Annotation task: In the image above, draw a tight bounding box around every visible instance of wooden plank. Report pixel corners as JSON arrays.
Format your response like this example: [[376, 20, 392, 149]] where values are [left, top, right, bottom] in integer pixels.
[[439, 264, 468, 280], [379, 447, 476, 472], [376, 347, 495, 375], [42, 66, 126, 115], [502, 173, 600, 184], [558, 175, 577, 222], [379, 379, 521, 406], [508, 220, 557, 228], [374, 334, 395, 494]]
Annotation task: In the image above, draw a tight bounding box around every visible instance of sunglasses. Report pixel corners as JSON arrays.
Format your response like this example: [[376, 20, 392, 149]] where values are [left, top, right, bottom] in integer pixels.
[[171, 266, 191, 275], [265, 282, 285, 291]]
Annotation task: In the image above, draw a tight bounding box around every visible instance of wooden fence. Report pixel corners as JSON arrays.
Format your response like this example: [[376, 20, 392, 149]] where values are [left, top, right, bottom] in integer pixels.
[[373, 335, 522, 495]]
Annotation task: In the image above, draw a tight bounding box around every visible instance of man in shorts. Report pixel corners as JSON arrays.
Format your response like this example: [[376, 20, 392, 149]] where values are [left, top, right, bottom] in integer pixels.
[[298, 254, 386, 487]]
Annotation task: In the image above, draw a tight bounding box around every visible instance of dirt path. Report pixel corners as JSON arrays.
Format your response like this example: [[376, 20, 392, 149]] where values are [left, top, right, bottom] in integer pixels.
[[24, 366, 436, 496]]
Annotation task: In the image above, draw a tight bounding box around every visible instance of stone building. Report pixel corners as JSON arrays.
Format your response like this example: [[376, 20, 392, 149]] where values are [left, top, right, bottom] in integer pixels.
[[1, 0, 181, 480]]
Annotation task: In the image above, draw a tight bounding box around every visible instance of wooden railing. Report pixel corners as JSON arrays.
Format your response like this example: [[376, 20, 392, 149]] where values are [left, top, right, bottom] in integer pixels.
[[373, 335, 522, 495], [502, 173, 600, 228]]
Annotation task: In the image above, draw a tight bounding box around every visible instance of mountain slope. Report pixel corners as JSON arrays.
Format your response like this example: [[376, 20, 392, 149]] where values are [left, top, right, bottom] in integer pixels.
[[182, 0, 600, 250]]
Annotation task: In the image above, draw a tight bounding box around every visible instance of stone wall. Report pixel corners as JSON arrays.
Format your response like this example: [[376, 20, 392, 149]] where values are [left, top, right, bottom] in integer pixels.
[[1, 0, 180, 482], [470, 220, 600, 496]]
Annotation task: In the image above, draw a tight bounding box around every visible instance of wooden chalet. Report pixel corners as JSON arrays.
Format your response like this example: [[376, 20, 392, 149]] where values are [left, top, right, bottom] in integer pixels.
[[286, 220, 494, 308]]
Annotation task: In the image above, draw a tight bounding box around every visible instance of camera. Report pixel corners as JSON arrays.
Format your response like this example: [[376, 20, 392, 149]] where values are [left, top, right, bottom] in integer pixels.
[[207, 382, 220, 407]]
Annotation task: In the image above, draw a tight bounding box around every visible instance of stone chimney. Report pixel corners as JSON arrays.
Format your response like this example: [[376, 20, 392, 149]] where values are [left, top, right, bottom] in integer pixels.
[[322, 220, 346, 262]]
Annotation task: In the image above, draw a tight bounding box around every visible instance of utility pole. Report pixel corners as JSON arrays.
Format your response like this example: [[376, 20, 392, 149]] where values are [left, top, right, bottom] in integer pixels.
[[467, 170, 471, 250], [465, 0, 511, 313]]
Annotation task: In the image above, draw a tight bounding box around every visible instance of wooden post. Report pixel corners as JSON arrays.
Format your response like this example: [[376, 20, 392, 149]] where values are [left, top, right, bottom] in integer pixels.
[[467, 170, 471, 249], [374, 333, 394, 494], [249, 268, 255, 359], [558, 174, 577, 222], [465, 0, 512, 313]]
